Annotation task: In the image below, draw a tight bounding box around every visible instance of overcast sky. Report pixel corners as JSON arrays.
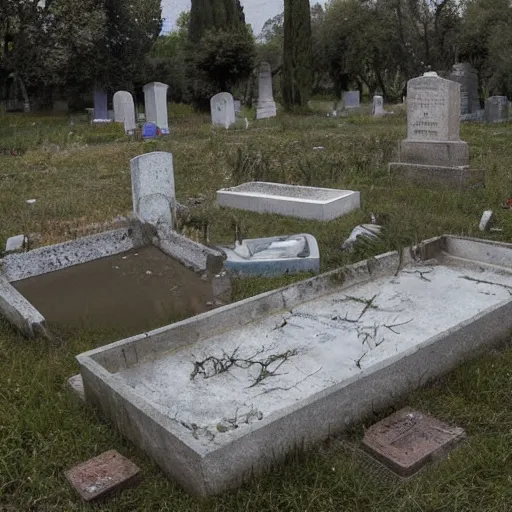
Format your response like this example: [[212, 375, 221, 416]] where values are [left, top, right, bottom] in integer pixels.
[[161, 0, 284, 35]]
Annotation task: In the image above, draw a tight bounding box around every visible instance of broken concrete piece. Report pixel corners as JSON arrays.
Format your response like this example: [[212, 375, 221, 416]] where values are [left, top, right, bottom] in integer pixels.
[[68, 374, 85, 402], [341, 224, 383, 251], [5, 234, 26, 253], [65, 450, 140, 501], [479, 210, 494, 231], [362, 408, 466, 477]]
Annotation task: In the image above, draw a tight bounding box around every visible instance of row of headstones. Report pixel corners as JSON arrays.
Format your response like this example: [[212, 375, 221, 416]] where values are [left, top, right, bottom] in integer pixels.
[[94, 82, 170, 135]]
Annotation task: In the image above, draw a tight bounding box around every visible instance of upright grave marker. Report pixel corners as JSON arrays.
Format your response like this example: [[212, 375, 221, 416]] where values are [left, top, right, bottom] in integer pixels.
[[143, 82, 169, 134], [256, 62, 277, 120], [485, 96, 509, 123], [113, 91, 136, 134], [389, 72, 477, 187], [130, 152, 176, 226], [210, 93, 236, 129], [93, 88, 108, 121], [372, 95, 385, 116], [343, 91, 360, 109], [448, 62, 480, 115]]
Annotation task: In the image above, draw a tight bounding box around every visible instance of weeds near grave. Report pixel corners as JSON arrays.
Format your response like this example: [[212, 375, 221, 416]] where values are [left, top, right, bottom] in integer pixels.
[[190, 346, 299, 388]]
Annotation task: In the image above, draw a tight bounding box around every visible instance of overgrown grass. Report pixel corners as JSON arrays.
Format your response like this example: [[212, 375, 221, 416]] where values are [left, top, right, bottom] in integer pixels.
[[1, 108, 512, 510]]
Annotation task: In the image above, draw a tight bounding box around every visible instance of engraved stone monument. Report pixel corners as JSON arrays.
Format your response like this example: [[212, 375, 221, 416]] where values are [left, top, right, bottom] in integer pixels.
[[210, 92, 236, 129], [143, 82, 169, 134], [372, 95, 385, 116], [448, 63, 480, 115], [130, 152, 176, 226], [256, 62, 277, 120], [485, 96, 509, 123], [389, 72, 476, 186]]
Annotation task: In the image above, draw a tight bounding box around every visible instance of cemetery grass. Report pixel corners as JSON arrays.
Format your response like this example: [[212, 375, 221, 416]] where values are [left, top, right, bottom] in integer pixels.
[[1, 108, 512, 510]]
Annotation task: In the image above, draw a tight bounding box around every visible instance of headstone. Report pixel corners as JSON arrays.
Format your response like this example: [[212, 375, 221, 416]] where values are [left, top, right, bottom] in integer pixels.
[[485, 96, 509, 123], [113, 91, 136, 134], [130, 152, 175, 226], [372, 95, 385, 116], [143, 82, 169, 134], [113, 91, 134, 123], [343, 91, 360, 109], [210, 92, 236, 129], [93, 88, 108, 120], [256, 62, 277, 120], [5, 234, 26, 253], [142, 122, 157, 139], [65, 450, 140, 502], [448, 62, 480, 115], [389, 72, 475, 187], [234, 100, 241, 117]]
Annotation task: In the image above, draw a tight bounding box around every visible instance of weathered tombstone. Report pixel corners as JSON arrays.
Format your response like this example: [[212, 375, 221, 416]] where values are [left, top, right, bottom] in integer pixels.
[[234, 100, 241, 117], [343, 91, 360, 109], [93, 88, 108, 120], [142, 122, 157, 139], [143, 82, 170, 134], [130, 152, 175, 226], [113, 91, 133, 122], [448, 62, 480, 115], [256, 62, 277, 120], [210, 93, 236, 129], [485, 96, 509, 123], [123, 101, 137, 135], [372, 95, 385, 116], [389, 72, 475, 187]]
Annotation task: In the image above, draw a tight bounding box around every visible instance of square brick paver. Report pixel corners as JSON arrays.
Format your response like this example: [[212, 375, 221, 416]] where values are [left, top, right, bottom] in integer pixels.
[[65, 450, 140, 501], [362, 408, 466, 477]]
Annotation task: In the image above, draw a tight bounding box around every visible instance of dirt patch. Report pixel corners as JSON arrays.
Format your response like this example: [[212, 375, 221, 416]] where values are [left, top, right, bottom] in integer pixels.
[[13, 245, 216, 333]]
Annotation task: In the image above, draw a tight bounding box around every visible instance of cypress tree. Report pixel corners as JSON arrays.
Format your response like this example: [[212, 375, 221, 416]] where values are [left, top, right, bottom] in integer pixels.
[[189, 0, 244, 43], [282, 0, 313, 109]]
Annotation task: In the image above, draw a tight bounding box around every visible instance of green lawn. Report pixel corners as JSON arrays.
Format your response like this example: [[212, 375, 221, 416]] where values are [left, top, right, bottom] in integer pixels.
[[1, 107, 512, 510]]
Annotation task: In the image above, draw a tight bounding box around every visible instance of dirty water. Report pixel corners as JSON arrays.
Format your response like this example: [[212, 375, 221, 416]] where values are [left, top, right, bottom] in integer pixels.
[[14, 246, 216, 334]]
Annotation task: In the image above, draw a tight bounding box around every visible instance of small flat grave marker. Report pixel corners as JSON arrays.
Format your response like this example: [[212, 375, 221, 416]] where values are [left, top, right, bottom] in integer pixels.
[[65, 450, 140, 502], [362, 408, 465, 477]]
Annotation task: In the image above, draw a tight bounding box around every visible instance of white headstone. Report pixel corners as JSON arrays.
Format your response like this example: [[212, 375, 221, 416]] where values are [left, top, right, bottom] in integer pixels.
[[210, 93, 236, 129], [343, 91, 360, 109], [372, 96, 385, 116], [113, 91, 133, 122], [256, 62, 277, 120], [143, 82, 170, 134], [130, 152, 175, 226]]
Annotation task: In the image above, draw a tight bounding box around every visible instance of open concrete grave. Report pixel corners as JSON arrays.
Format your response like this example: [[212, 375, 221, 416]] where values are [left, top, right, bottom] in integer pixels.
[[216, 181, 360, 220], [0, 222, 229, 337], [0, 151, 230, 338], [76, 235, 512, 495]]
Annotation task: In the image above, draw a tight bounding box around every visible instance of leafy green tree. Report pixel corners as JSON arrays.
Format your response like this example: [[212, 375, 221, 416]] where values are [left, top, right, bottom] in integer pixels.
[[282, 0, 313, 109]]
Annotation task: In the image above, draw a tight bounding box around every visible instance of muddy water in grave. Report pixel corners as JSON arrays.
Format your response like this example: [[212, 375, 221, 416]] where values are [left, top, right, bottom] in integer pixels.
[[13, 246, 217, 334]]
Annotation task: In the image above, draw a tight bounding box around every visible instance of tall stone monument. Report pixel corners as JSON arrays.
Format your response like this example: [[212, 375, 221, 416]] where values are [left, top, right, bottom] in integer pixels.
[[448, 62, 480, 115], [389, 72, 475, 186], [93, 88, 108, 121], [256, 62, 277, 120], [210, 93, 236, 129], [143, 82, 170, 134], [485, 96, 509, 123]]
